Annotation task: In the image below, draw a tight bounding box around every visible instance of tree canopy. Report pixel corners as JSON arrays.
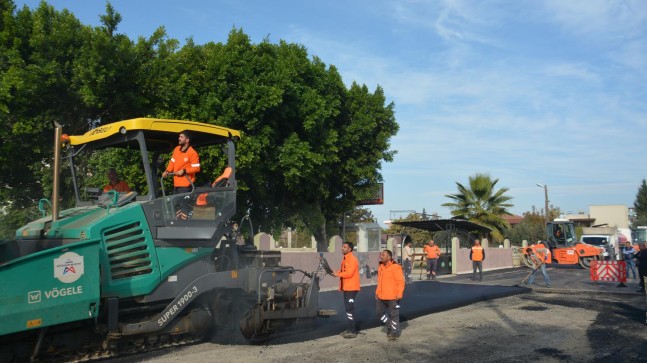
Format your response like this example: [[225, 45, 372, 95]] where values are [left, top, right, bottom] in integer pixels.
[[442, 173, 513, 241], [503, 206, 563, 246], [633, 179, 647, 226], [0, 1, 399, 242], [382, 210, 435, 248], [503, 208, 545, 246]]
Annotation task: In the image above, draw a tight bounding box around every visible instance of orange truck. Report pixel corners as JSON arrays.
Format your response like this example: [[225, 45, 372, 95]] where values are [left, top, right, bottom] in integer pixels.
[[523, 219, 603, 269]]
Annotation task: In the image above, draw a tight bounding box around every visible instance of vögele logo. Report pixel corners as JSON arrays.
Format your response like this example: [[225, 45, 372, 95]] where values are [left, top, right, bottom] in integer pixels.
[[28, 290, 41, 304]]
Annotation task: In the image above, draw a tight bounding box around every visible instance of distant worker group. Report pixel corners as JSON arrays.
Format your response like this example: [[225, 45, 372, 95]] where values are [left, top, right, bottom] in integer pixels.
[[401, 238, 487, 282], [327, 237, 647, 345]]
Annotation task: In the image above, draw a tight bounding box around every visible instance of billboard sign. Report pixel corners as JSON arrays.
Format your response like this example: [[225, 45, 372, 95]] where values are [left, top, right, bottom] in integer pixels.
[[357, 183, 384, 205]]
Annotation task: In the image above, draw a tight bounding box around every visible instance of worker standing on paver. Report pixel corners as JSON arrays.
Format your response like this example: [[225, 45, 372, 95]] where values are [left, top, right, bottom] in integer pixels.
[[423, 240, 441, 280], [525, 247, 551, 287], [334, 242, 360, 338], [470, 239, 485, 281], [376, 249, 405, 341]]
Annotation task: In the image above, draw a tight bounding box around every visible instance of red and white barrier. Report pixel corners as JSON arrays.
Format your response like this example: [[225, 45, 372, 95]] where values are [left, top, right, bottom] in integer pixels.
[[590, 260, 627, 283]]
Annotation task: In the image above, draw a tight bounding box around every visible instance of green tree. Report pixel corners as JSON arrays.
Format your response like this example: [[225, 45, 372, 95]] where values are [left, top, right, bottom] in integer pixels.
[[383, 212, 433, 248], [633, 179, 647, 225], [0, 4, 399, 244], [504, 207, 545, 246], [155, 29, 397, 249], [0, 1, 175, 237], [1, 1, 89, 237], [345, 207, 377, 224], [442, 173, 513, 242]]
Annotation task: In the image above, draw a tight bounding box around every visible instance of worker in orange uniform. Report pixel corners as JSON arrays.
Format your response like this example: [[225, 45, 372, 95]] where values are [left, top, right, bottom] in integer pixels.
[[195, 166, 234, 206], [162, 130, 201, 194], [211, 166, 232, 187], [376, 249, 405, 341], [423, 239, 441, 280], [525, 247, 551, 287], [103, 168, 131, 193], [162, 130, 200, 220], [333, 242, 360, 338], [470, 239, 485, 281]]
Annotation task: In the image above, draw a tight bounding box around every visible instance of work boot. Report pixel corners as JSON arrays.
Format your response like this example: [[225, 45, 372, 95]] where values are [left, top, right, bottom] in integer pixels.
[[387, 333, 399, 341], [341, 331, 357, 339]]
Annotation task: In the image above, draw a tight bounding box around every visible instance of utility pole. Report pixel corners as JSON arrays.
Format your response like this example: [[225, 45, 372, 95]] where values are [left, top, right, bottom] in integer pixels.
[[537, 184, 549, 224]]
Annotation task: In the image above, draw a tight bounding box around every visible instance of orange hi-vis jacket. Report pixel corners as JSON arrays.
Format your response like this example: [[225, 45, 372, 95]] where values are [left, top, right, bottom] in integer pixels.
[[103, 180, 131, 193], [471, 246, 485, 262], [424, 244, 441, 259], [166, 146, 200, 187], [376, 260, 404, 301], [471, 246, 484, 262], [337, 253, 360, 291], [211, 166, 232, 187]]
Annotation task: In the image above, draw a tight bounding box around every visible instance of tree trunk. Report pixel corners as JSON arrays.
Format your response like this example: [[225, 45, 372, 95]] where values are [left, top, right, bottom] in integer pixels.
[[315, 220, 328, 252]]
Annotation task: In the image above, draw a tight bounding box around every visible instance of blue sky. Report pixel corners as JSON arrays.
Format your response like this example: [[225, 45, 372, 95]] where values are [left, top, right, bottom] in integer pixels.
[[16, 0, 647, 225]]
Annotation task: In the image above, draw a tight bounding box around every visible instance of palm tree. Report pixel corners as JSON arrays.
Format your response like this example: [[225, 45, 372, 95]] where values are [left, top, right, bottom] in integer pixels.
[[442, 173, 513, 241]]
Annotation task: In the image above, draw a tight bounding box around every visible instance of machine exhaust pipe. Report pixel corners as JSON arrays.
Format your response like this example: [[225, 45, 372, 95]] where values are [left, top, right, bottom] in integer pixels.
[[52, 121, 62, 222]]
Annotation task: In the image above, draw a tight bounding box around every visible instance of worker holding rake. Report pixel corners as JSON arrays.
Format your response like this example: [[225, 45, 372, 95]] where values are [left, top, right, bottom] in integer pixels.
[[522, 247, 552, 288]]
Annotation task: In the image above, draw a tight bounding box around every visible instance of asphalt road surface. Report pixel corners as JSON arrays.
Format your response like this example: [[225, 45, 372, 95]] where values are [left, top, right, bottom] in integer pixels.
[[112, 266, 647, 363]]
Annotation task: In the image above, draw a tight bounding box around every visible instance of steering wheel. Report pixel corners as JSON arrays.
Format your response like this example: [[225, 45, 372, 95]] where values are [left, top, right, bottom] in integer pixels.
[[116, 191, 138, 206], [99, 191, 137, 208]]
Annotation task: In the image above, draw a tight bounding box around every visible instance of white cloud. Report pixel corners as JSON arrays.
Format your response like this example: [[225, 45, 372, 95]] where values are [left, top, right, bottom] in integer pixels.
[[542, 63, 601, 83], [543, 0, 647, 39]]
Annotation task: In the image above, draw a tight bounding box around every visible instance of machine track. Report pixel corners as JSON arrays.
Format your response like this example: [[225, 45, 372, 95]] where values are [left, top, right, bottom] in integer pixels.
[[2, 300, 216, 363], [39, 333, 204, 363]]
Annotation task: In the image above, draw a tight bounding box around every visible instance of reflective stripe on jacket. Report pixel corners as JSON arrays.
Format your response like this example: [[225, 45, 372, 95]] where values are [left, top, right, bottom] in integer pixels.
[[470, 246, 484, 262], [337, 253, 360, 291], [166, 146, 200, 187], [376, 261, 404, 300]]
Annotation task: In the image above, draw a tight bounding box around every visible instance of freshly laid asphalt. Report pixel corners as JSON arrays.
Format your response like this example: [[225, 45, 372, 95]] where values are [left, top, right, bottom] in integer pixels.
[[288, 264, 646, 343], [316, 279, 526, 333]]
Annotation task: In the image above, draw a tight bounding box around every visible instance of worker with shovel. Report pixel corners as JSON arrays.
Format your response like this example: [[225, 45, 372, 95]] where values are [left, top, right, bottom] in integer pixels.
[[523, 247, 552, 288]]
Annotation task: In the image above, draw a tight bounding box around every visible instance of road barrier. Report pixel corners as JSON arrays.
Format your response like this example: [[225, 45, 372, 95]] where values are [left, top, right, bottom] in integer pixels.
[[589, 260, 627, 283]]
